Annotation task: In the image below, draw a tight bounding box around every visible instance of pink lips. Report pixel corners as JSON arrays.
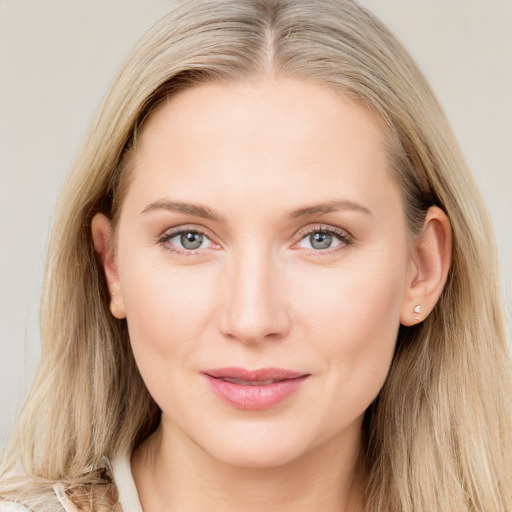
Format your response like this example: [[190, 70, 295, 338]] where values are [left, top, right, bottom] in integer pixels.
[[202, 367, 310, 410]]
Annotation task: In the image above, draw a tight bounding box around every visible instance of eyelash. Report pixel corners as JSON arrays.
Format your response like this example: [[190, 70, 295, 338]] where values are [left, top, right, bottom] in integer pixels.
[[295, 224, 353, 255], [158, 225, 218, 257], [157, 224, 353, 257]]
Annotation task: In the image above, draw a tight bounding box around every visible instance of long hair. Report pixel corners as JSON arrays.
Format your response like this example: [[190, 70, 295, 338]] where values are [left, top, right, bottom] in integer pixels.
[[2, 1, 511, 510]]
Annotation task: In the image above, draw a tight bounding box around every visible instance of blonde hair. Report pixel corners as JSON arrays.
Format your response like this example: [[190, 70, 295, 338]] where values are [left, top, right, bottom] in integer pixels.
[[2, 0, 511, 510]]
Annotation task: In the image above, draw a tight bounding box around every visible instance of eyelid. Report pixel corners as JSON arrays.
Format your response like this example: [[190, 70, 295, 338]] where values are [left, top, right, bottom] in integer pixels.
[[157, 224, 220, 255], [293, 223, 353, 253]]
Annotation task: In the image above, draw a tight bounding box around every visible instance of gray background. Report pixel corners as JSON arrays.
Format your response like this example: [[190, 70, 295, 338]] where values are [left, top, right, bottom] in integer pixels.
[[1, 0, 511, 449]]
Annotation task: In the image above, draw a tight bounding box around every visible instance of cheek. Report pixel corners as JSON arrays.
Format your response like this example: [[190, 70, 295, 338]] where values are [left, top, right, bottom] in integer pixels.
[[292, 251, 407, 404], [117, 263, 223, 419], [116, 250, 220, 373], [295, 252, 406, 344]]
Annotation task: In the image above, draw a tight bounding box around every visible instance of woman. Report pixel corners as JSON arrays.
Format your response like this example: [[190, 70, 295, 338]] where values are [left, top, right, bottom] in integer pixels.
[[1, 0, 511, 510]]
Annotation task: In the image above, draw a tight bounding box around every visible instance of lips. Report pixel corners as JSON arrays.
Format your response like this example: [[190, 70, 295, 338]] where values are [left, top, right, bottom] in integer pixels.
[[202, 367, 310, 410]]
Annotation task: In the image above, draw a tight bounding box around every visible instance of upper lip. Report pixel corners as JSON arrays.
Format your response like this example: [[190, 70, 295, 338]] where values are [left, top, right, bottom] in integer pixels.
[[202, 367, 309, 381]]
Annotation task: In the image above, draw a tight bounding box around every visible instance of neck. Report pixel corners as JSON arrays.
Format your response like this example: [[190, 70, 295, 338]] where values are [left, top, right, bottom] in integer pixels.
[[131, 419, 366, 512]]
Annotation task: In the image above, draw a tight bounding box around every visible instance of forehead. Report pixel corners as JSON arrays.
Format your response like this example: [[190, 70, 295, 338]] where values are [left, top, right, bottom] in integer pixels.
[[125, 77, 398, 219], [138, 76, 387, 158]]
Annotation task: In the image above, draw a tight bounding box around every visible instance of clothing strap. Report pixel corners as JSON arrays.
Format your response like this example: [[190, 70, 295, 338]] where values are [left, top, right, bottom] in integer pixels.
[[52, 457, 123, 512]]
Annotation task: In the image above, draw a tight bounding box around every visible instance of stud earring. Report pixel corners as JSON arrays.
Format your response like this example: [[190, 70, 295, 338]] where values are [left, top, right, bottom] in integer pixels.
[[413, 304, 422, 321]]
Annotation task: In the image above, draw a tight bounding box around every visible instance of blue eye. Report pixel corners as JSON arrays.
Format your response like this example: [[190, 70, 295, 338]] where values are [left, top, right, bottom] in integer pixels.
[[175, 231, 205, 250], [296, 228, 351, 251], [158, 225, 352, 256], [160, 229, 214, 252]]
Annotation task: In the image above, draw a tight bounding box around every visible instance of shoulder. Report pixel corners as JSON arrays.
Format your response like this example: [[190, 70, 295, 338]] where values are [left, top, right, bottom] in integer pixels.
[[0, 502, 30, 512]]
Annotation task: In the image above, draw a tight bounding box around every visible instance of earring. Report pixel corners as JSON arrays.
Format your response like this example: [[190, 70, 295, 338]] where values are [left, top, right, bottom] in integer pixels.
[[413, 304, 422, 321]]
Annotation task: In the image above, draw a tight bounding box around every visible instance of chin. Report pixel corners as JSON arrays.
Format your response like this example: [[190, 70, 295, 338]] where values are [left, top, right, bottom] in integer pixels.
[[193, 423, 314, 469], [209, 443, 305, 469]]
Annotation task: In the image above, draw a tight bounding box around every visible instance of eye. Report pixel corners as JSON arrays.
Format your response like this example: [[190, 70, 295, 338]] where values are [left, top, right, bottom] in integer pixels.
[[159, 228, 215, 254], [296, 226, 352, 252]]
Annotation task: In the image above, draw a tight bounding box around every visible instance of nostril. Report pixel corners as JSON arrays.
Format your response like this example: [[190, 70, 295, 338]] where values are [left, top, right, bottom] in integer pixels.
[[218, 311, 290, 345]]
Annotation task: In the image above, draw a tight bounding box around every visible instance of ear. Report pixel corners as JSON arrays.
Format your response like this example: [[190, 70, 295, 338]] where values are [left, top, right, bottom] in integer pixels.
[[91, 213, 126, 319], [400, 206, 452, 326]]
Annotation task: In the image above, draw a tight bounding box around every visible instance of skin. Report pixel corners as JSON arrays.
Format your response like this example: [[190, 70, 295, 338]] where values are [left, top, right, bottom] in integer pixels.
[[92, 76, 451, 511]]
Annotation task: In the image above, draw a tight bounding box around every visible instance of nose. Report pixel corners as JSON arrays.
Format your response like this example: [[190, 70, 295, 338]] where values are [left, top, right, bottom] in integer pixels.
[[217, 246, 291, 345]]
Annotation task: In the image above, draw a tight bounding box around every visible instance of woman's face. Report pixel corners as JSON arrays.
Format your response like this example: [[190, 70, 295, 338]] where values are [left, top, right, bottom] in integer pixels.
[[104, 77, 416, 467]]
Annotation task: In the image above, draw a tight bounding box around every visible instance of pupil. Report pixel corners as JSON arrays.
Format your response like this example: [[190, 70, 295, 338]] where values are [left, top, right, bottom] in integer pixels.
[[310, 232, 332, 250], [181, 232, 203, 250]]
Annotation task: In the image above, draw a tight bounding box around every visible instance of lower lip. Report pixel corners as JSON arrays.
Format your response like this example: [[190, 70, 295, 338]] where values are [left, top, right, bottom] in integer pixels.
[[203, 374, 309, 410]]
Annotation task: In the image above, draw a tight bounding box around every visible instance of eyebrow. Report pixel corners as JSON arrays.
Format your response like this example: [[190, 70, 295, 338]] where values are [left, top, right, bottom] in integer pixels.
[[140, 198, 372, 221], [288, 199, 372, 219], [141, 200, 224, 221]]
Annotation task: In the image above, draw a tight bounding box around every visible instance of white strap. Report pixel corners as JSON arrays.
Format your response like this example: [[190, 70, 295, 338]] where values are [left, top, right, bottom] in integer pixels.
[[53, 483, 81, 512]]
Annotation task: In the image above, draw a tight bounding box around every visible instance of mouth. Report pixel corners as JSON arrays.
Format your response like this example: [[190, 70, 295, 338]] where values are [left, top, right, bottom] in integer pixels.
[[214, 377, 287, 386], [202, 367, 310, 410]]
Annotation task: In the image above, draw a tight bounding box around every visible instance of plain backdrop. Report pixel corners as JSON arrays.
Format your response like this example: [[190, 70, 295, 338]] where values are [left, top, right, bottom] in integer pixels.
[[1, 0, 511, 449]]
